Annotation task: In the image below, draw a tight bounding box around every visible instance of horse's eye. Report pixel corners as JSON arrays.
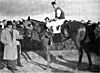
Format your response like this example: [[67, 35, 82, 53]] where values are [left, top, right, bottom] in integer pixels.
[[28, 24, 31, 27]]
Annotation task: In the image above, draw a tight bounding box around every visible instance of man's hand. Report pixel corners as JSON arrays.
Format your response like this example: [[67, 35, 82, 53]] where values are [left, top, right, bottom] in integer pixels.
[[20, 35, 24, 39], [51, 18, 58, 21], [17, 35, 24, 40]]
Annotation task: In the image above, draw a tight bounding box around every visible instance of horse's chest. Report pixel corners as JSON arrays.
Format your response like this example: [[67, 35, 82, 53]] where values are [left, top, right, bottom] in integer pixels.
[[41, 34, 50, 45]]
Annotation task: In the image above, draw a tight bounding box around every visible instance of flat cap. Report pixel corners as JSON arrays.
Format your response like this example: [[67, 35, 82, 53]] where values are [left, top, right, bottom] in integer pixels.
[[51, 1, 56, 5]]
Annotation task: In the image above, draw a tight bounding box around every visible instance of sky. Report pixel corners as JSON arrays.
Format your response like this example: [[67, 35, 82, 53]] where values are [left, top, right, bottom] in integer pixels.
[[0, 0, 100, 21]]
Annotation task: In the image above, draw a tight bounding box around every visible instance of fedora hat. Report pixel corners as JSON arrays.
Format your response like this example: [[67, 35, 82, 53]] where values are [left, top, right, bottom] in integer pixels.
[[6, 21, 13, 26]]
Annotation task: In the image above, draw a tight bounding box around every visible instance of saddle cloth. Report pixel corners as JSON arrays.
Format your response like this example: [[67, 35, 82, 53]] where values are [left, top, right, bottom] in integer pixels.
[[46, 19, 65, 34]]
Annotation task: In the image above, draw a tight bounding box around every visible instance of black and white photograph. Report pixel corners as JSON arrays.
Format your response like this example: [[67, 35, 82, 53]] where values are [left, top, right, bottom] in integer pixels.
[[0, 0, 100, 73]]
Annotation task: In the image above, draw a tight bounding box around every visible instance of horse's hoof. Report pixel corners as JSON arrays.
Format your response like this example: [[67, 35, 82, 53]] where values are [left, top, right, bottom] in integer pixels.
[[49, 61, 51, 64], [46, 67, 50, 72], [87, 66, 92, 70], [74, 68, 79, 73], [56, 57, 60, 61], [43, 68, 46, 70], [87, 64, 92, 70]]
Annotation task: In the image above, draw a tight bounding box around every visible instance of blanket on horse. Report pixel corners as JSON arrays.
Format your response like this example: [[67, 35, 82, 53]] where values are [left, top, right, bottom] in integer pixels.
[[46, 19, 65, 34]]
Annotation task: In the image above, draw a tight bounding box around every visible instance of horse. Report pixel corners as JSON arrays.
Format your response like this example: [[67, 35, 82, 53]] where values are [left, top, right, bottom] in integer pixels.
[[18, 19, 51, 70], [61, 20, 92, 70], [29, 18, 93, 70], [19, 18, 96, 71]]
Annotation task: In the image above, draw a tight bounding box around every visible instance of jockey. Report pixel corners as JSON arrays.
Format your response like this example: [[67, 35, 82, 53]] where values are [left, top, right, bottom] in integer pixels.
[[45, 1, 66, 43], [51, 1, 65, 20], [47, 1, 65, 34], [50, 1, 65, 34]]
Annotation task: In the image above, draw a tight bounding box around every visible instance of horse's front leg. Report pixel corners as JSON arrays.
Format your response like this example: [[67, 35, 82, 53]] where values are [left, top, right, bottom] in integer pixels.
[[83, 46, 92, 69], [78, 47, 83, 67], [46, 45, 51, 71], [74, 40, 83, 70]]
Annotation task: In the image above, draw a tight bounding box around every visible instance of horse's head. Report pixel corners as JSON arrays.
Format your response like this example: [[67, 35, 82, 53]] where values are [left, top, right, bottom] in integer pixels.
[[29, 19, 47, 34], [22, 20, 33, 38], [16, 24, 25, 36], [20, 19, 51, 42]]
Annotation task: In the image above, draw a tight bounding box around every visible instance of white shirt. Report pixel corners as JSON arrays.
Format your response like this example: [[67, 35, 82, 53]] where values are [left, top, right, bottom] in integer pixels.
[[0, 22, 4, 29], [15, 30, 20, 45]]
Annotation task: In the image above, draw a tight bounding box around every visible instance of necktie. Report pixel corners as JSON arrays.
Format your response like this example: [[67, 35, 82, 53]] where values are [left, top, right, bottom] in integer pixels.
[[10, 30, 13, 40]]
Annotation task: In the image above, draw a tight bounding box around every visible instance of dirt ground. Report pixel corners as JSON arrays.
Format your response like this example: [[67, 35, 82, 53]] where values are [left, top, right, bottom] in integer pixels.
[[0, 50, 100, 73]]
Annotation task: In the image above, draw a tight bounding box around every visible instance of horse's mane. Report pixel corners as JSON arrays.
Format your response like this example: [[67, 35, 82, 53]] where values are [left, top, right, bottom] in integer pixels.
[[30, 19, 46, 25]]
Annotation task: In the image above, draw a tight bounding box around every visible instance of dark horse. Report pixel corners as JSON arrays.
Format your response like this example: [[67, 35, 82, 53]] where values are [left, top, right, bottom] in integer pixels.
[[61, 20, 92, 70], [19, 19, 51, 70], [28, 19, 92, 70]]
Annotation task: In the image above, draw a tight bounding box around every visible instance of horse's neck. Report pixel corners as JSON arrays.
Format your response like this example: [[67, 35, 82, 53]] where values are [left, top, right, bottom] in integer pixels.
[[39, 29, 46, 38]]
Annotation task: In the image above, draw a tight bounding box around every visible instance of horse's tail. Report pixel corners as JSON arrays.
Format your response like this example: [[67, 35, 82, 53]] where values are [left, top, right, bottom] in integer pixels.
[[75, 27, 86, 49], [77, 27, 86, 42]]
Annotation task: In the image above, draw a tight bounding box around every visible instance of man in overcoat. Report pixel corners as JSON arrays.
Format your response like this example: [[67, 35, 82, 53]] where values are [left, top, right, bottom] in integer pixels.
[[0, 21, 19, 71]]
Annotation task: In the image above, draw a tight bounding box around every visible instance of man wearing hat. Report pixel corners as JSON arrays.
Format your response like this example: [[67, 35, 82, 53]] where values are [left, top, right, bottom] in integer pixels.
[[48, 1, 65, 34], [0, 21, 19, 72], [50, 1, 65, 40]]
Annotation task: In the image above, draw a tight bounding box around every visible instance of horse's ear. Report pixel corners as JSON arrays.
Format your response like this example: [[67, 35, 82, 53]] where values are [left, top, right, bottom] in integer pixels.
[[27, 16, 30, 21]]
